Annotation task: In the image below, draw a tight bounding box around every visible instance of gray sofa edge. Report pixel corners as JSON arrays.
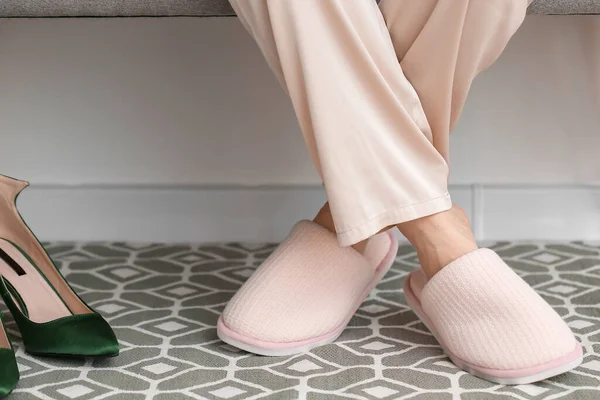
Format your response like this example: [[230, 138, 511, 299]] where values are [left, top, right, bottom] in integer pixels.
[[0, 0, 599, 18]]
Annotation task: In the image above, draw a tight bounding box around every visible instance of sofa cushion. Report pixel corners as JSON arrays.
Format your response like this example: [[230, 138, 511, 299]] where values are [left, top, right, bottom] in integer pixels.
[[529, 0, 600, 14], [0, 0, 235, 17], [0, 0, 598, 18]]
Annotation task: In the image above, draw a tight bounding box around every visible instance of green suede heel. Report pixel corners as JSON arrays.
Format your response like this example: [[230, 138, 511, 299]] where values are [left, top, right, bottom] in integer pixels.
[[0, 174, 119, 358], [0, 313, 19, 398]]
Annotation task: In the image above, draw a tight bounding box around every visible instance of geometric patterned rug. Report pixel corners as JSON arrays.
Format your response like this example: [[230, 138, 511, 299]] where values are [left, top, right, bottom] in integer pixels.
[[2, 241, 599, 400]]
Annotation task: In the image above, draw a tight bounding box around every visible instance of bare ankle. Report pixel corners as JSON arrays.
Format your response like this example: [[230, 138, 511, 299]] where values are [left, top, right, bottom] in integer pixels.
[[351, 240, 368, 254], [313, 203, 336, 233], [397, 206, 477, 278]]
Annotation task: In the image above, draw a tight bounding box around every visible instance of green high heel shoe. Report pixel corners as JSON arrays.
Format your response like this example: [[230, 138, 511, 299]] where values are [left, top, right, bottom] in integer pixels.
[[0, 174, 119, 357], [0, 312, 19, 398]]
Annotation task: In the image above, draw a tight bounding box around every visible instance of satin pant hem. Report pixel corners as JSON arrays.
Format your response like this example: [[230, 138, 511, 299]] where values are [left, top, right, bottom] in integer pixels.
[[336, 193, 453, 246]]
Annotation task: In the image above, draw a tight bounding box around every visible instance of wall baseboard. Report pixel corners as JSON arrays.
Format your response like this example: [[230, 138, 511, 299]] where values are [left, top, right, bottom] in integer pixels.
[[15, 184, 600, 243], [481, 186, 600, 241]]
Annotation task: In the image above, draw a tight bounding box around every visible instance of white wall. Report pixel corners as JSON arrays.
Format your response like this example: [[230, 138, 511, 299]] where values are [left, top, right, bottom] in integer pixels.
[[1, 16, 600, 242]]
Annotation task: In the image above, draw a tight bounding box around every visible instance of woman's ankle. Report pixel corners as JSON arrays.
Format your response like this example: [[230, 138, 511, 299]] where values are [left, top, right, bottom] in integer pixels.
[[397, 206, 478, 278], [313, 203, 336, 233]]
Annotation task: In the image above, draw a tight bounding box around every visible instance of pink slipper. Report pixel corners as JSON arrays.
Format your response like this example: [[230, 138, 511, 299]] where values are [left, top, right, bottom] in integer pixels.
[[218, 220, 398, 356], [404, 249, 583, 385]]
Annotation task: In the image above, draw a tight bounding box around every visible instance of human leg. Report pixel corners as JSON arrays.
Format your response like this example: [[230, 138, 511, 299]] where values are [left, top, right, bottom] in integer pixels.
[[230, 0, 451, 252], [379, 0, 532, 276]]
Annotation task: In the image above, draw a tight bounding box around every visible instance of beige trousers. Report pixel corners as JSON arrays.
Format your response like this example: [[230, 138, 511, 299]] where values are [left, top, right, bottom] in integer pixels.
[[229, 0, 531, 246]]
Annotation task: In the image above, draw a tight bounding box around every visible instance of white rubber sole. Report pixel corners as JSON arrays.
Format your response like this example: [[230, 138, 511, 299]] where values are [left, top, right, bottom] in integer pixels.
[[217, 328, 343, 357]]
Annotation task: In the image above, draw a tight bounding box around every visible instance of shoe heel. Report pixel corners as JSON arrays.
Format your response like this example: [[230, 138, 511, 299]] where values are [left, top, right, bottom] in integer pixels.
[[0, 311, 19, 397], [0, 174, 118, 357]]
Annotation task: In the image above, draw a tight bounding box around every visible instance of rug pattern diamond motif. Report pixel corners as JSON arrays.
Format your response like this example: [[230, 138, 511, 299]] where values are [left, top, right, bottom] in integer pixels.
[[2, 241, 599, 399]]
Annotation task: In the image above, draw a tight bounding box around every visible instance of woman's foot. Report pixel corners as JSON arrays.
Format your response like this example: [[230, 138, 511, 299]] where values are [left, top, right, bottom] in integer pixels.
[[404, 250, 582, 384], [218, 221, 398, 356], [397, 205, 478, 278]]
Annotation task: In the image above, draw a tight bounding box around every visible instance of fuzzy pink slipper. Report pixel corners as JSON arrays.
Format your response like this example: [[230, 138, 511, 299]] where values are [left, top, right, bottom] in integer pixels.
[[218, 220, 398, 356], [404, 249, 583, 385]]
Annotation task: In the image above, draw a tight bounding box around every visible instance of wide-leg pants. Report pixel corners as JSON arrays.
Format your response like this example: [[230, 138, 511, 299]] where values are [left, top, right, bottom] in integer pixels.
[[229, 0, 532, 246]]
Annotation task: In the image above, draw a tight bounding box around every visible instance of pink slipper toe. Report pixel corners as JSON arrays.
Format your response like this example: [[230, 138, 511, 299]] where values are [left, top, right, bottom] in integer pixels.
[[404, 248, 583, 385], [217, 220, 398, 356]]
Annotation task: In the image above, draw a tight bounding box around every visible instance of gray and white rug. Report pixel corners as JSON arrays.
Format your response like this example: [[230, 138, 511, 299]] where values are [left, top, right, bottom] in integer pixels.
[[1, 241, 599, 400]]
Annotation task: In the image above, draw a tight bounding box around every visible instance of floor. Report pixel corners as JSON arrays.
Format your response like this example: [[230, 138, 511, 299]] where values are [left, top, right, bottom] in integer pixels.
[[2, 241, 599, 400]]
